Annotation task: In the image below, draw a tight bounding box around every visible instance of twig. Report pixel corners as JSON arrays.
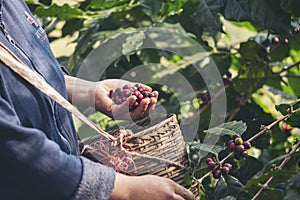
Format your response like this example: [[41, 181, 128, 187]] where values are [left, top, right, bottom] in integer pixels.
[[195, 107, 300, 189], [278, 61, 300, 74], [227, 95, 251, 122], [282, 73, 300, 78], [251, 140, 300, 200], [186, 84, 229, 125]]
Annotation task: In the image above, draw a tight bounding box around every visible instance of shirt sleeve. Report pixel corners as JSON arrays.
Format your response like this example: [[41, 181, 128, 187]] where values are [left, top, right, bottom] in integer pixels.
[[0, 96, 115, 200]]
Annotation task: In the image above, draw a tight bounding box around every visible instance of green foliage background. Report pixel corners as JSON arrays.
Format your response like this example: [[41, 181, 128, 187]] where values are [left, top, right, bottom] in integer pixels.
[[26, 0, 300, 199]]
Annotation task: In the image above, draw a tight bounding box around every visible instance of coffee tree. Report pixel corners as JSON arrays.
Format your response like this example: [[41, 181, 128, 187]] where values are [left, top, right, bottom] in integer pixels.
[[27, 0, 300, 199]]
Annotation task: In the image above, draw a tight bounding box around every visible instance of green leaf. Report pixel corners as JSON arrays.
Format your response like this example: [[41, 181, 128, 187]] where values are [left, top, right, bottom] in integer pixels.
[[160, 0, 189, 17], [256, 188, 284, 200], [194, 0, 224, 31], [275, 103, 292, 115], [34, 3, 84, 19], [237, 156, 264, 184], [245, 169, 297, 189], [285, 173, 300, 200], [62, 19, 84, 37], [188, 142, 226, 156], [219, 196, 236, 200], [139, 0, 163, 22], [222, 0, 291, 34], [204, 121, 247, 137], [122, 31, 145, 55], [238, 40, 263, 61], [234, 41, 275, 94], [266, 151, 300, 167], [88, 0, 129, 9], [286, 111, 300, 128], [214, 175, 248, 199], [281, 0, 300, 17]]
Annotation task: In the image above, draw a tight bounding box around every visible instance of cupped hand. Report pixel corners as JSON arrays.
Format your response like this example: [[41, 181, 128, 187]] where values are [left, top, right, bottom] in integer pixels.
[[110, 173, 195, 200], [94, 79, 158, 120]]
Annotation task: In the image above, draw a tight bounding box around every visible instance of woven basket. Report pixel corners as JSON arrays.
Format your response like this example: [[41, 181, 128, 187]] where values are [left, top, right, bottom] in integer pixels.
[[80, 114, 189, 186]]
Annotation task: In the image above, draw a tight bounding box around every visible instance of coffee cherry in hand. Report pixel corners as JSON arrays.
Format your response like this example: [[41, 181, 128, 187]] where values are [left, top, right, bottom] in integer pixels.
[[110, 84, 155, 111]]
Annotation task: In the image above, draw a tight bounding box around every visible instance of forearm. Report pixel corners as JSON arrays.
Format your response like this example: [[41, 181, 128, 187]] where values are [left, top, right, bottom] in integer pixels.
[[64, 75, 97, 106], [0, 99, 115, 200]]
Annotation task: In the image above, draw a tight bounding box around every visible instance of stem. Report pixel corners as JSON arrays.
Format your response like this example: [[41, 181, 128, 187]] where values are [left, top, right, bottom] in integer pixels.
[[251, 140, 300, 200], [186, 84, 229, 125], [278, 61, 300, 74], [195, 107, 300, 190], [283, 73, 300, 78], [227, 95, 251, 122]]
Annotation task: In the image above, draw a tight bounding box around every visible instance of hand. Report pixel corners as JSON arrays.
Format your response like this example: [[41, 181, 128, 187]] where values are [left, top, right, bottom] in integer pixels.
[[94, 79, 158, 120], [110, 173, 195, 200]]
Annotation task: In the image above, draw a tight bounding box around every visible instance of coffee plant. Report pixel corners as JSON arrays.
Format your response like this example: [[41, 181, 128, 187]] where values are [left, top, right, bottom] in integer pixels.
[[27, 0, 300, 199]]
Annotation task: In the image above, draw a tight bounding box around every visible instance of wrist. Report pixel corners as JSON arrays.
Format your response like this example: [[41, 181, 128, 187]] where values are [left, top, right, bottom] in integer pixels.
[[109, 173, 133, 200], [65, 75, 98, 107]]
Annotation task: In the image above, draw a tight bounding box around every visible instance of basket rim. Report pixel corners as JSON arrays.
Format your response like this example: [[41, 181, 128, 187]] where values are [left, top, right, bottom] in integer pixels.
[[124, 114, 179, 141]]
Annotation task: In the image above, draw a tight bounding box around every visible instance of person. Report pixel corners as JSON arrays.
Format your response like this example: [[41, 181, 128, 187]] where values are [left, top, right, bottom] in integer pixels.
[[0, 0, 195, 199]]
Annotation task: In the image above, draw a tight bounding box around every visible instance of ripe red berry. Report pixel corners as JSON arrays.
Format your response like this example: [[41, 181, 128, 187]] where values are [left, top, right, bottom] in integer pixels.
[[242, 150, 248, 157], [222, 166, 230, 174], [207, 161, 216, 170], [134, 101, 139, 107], [213, 169, 222, 179], [236, 144, 245, 152], [233, 134, 241, 139], [282, 38, 289, 45], [111, 84, 156, 111], [123, 84, 131, 90], [272, 37, 280, 45], [137, 93, 144, 101], [234, 152, 241, 160], [223, 163, 232, 171], [205, 158, 213, 164], [123, 89, 131, 97], [230, 142, 236, 150], [242, 141, 252, 149], [282, 122, 293, 132]]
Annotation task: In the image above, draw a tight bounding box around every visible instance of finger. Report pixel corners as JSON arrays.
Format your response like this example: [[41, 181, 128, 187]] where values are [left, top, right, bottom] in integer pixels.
[[152, 91, 159, 98], [174, 184, 195, 200], [172, 194, 185, 200], [130, 98, 150, 119], [144, 97, 157, 114], [139, 84, 152, 92], [144, 91, 158, 112], [127, 95, 138, 108]]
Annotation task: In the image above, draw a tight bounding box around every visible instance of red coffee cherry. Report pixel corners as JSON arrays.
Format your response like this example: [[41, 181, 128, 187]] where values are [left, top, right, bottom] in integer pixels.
[[243, 141, 252, 149], [272, 37, 280, 45], [282, 38, 289, 45], [213, 169, 222, 179], [110, 84, 156, 111]]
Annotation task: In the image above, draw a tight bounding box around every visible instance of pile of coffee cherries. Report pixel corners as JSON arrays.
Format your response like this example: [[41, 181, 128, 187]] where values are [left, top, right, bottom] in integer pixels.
[[109, 84, 155, 111], [228, 134, 252, 160], [205, 157, 233, 179]]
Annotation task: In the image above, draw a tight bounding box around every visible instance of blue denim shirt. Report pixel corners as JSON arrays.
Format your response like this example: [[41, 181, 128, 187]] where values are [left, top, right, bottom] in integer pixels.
[[0, 1, 115, 199]]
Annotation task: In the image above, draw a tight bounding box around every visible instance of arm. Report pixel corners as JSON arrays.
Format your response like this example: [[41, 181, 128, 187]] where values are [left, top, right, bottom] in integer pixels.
[[0, 97, 115, 200], [110, 173, 195, 200], [64, 75, 158, 119]]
